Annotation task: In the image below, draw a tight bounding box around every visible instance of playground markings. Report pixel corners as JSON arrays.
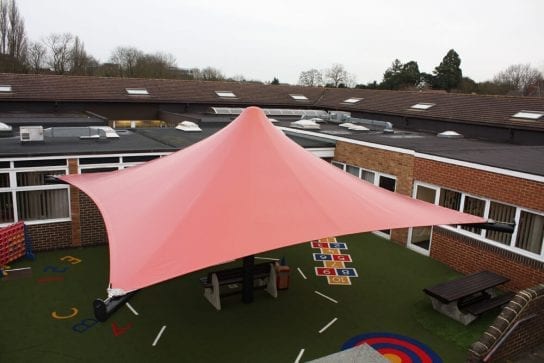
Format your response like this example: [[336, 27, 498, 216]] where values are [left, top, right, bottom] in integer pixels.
[[318, 317, 338, 334], [152, 325, 167, 347], [297, 267, 307, 280], [126, 302, 139, 316], [310, 238, 358, 285], [314, 290, 338, 304], [294, 348, 305, 363]]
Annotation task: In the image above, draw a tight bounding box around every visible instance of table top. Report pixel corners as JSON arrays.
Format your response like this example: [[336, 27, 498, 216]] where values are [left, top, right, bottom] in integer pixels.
[[423, 271, 510, 303]]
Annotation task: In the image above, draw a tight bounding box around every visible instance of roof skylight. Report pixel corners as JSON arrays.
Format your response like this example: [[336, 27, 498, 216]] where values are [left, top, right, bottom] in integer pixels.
[[126, 88, 149, 95], [290, 120, 320, 129], [410, 103, 435, 110], [215, 91, 237, 98], [289, 94, 309, 101], [0, 85, 12, 93], [342, 97, 363, 104], [512, 111, 544, 120], [175, 121, 202, 132]]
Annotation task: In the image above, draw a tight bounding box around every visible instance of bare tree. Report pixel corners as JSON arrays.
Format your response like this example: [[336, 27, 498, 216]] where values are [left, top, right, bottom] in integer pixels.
[[43, 33, 74, 74], [298, 68, 323, 87], [133, 52, 177, 78], [0, 1, 8, 54], [493, 64, 543, 94], [109, 46, 143, 77], [325, 63, 354, 88], [27, 41, 46, 72], [199, 66, 225, 81], [7, 0, 25, 59], [69, 36, 91, 75]]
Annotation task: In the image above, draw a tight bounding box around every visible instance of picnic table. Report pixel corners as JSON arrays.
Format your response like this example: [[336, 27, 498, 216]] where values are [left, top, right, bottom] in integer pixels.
[[423, 271, 514, 325]]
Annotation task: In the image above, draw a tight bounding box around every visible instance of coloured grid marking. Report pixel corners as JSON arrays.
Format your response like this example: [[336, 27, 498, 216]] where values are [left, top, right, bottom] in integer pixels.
[[342, 332, 443, 363], [311, 237, 358, 285]]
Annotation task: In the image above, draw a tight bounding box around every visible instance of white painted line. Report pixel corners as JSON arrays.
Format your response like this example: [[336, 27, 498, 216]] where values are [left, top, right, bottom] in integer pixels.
[[297, 267, 307, 280], [152, 325, 166, 347], [318, 317, 338, 334], [294, 348, 305, 363], [4, 267, 31, 272], [126, 302, 139, 316], [255, 256, 280, 261], [319, 318, 338, 334], [314, 290, 338, 304]]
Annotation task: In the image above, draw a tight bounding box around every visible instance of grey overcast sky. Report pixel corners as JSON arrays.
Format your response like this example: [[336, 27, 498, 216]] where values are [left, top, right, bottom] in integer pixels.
[[17, 0, 544, 84]]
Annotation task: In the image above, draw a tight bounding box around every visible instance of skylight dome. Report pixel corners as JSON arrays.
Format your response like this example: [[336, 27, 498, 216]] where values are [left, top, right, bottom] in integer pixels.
[[176, 121, 202, 132], [290, 120, 320, 129], [342, 97, 363, 104], [512, 111, 544, 120], [437, 130, 463, 139]]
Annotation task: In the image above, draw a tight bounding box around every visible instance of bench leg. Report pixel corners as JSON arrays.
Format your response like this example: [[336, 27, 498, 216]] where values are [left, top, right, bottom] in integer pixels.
[[265, 265, 278, 298], [203, 273, 221, 310], [429, 297, 477, 325]]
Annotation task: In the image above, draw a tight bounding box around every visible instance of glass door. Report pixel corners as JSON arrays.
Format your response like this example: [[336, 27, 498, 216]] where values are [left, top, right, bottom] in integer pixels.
[[408, 183, 438, 255]]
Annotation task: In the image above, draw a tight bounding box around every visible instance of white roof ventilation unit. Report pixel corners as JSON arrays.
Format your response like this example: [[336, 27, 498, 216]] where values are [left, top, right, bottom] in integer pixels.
[[92, 126, 120, 138], [20, 126, 44, 142], [339, 123, 369, 131], [290, 120, 320, 130], [176, 121, 202, 132]]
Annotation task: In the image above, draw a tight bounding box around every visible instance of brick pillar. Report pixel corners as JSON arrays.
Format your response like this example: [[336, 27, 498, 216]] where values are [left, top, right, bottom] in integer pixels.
[[68, 159, 81, 246]]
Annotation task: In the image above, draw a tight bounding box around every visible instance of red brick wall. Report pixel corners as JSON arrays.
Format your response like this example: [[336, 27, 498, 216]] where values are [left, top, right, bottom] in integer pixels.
[[79, 192, 108, 246], [414, 158, 544, 211], [432, 228, 544, 290], [26, 222, 72, 251]]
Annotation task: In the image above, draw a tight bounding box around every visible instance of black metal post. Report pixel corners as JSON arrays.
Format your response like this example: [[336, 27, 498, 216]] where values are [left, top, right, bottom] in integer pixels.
[[242, 255, 255, 304]]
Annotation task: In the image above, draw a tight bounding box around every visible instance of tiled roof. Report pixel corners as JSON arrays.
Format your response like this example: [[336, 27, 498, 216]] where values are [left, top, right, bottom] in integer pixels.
[[1, 73, 543, 130]]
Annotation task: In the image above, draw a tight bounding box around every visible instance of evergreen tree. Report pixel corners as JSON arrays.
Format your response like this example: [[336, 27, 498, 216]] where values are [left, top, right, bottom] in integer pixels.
[[432, 49, 462, 91]]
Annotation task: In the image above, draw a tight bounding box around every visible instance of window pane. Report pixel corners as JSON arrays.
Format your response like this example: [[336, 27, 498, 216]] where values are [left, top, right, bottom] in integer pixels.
[[346, 165, 359, 177], [331, 161, 344, 170], [0, 173, 9, 188], [81, 167, 118, 174], [16, 189, 69, 221], [486, 202, 515, 245], [415, 185, 436, 203], [361, 170, 375, 183], [462, 196, 485, 234], [379, 176, 396, 192], [515, 211, 544, 254], [439, 189, 461, 211], [0, 192, 14, 223], [16, 170, 65, 186], [410, 185, 437, 251]]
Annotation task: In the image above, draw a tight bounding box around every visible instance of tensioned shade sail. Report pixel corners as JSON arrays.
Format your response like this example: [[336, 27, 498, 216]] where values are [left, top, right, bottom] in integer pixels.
[[60, 107, 484, 295]]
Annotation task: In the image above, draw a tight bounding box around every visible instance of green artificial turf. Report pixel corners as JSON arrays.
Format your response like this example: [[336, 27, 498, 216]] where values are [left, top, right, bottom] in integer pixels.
[[0, 233, 496, 362]]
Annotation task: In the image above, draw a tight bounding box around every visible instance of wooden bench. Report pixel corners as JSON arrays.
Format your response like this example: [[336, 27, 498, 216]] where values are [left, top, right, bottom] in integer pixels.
[[200, 262, 277, 310], [462, 292, 515, 316]]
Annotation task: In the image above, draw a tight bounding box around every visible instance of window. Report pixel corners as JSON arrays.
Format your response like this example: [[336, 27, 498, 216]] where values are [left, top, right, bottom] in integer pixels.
[[0, 192, 14, 223], [0, 85, 12, 93], [346, 164, 359, 177], [515, 211, 544, 254], [215, 91, 237, 98], [16, 189, 69, 221], [0, 173, 9, 188], [511, 111, 544, 120], [410, 103, 435, 110], [331, 161, 345, 170], [360, 170, 375, 184], [342, 97, 363, 104], [439, 188, 461, 211], [289, 94, 308, 101], [486, 202, 516, 244], [125, 88, 149, 95], [410, 184, 438, 252], [379, 175, 396, 192], [16, 170, 65, 186], [461, 196, 486, 234]]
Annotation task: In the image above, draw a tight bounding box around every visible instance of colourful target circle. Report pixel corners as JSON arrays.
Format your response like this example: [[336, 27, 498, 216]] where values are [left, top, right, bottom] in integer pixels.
[[342, 332, 442, 363]]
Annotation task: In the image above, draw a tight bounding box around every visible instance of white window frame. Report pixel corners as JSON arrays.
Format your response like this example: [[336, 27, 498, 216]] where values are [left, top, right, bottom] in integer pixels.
[[407, 182, 440, 255], [414, 181, 544, 261]]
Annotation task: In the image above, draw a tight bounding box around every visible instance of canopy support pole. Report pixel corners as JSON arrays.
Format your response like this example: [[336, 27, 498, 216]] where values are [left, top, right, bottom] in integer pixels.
[[242, 255, 254, 304]]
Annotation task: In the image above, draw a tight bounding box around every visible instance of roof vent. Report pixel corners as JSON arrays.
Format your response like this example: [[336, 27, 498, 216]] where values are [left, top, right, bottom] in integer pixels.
[[43, 126, 119, 139], [437, 130, 463, 139], [175, 121, 202, 132], [339, 123, 369, 131], [290, 120, 320, 129], [20, 126, 44, 142]]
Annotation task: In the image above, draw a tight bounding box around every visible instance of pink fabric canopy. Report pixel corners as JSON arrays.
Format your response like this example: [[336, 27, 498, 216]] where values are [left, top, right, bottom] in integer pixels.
[[60, 107, 484, 295]]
